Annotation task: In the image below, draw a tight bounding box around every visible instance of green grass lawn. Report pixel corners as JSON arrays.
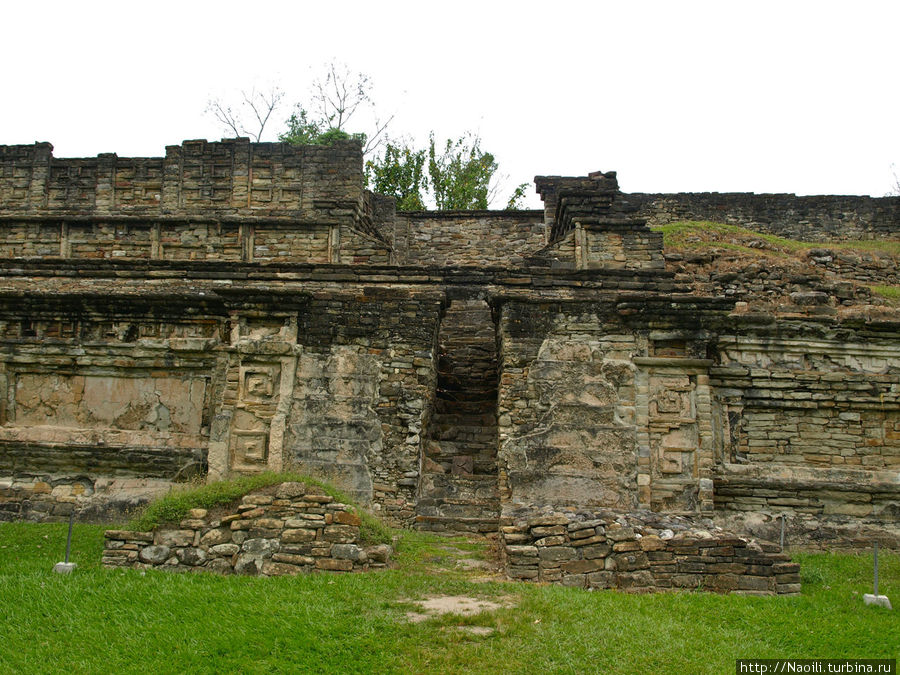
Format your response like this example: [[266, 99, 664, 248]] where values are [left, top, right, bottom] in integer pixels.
[[0, 522, 896, 674]]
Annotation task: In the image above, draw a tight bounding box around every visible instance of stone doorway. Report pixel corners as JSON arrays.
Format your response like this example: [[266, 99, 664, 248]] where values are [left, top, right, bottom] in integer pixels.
[[416, 299, 500, 533]]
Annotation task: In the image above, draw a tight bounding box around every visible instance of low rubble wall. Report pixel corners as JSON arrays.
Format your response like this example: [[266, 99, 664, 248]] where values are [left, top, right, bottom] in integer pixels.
[[501, 509, 800, 595], [103, 482, 391, 575]]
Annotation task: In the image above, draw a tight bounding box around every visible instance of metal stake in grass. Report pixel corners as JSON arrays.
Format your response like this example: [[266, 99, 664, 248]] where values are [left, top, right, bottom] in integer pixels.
[[52, 511, 78, 575], [863, 542, 892, 609]]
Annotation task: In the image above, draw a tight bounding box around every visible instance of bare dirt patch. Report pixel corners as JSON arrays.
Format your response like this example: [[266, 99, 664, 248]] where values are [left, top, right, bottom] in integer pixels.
[[404, 595, 514, 624]]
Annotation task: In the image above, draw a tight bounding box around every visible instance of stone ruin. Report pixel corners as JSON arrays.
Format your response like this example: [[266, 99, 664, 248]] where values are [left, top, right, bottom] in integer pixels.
[[0, 139, 897, 590], [103, 481, 392, 576]]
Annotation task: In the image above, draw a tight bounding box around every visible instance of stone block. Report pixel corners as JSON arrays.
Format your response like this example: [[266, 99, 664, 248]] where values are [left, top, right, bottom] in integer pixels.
[[322, 525, 358, 543], [538, 546, 577, 562], [316, 558, 353, 572], [561, 559, 605, 574], [210, 543, 240, 557], [527, 514, 570, 527], [176, 547, 208, 566], [254, 518, 284, 530], [613, 541, 641, 552], [560, 574, 587, 588], [531, 525, 567, 537], [282, 528, 317, 543], [331, 544, 365, 561], [241, 538, 280, 556], [275, 482, 307, 499], [738, 576, 773, 592], [272, 553, 315, 566], [106, 530, 153, 543], [606, 526, 636, 542], [200, 528, 232, 547], [139, 545, 171, 565], [571, 535, 607, 547], [154, 530, 194, 548], [261, 561, 303, 576], [333, 511, 362, 526], [507, 566, 539, 579], [581, 543, 612, 559]]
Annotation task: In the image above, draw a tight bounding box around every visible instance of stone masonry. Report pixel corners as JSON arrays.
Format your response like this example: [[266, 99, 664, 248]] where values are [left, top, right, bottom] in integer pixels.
[[1, 138, 898, 590], [103, 481, 391, 575]]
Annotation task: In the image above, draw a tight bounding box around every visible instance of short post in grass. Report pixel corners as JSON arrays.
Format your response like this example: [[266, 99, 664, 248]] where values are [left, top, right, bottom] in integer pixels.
[[52, 511, 78, 575], [863, 542, 892, 609]]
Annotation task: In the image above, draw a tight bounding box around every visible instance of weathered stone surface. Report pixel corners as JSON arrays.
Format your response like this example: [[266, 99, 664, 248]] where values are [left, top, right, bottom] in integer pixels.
[[138, 545, 170, 565], [155, 530, 194, 548], [365, 544, 392, 563], [331, 544, 364, 561], [2, 139, 893, 590], [241, 539, 280, 556], [316, 558, 353, 571], [282, 528, 317, 543], [200, 528, 231, 547], [210, 543, 240, 557], [176, 547, 207, 566], [102, 484, 389, 576]]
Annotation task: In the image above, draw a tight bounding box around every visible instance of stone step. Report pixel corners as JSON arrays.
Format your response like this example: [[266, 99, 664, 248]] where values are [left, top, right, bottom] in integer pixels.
[[423, 442, 497, 463], [414, 515, 499, 534], [422, 473, 498, 492], [429, 424, 497, 443], [428, 412, 497, 427], [433, 399, 498, 414]]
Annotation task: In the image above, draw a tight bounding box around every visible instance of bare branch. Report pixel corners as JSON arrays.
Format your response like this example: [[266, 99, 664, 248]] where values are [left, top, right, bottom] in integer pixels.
[[362, 113, 395, 156], [311, 61, 372, 133], [206, 86, 285, 142], [206, 99, 244, 139]]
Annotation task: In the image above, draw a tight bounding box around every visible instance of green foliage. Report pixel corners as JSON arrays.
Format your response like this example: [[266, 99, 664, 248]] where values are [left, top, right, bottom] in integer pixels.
[[279, 107, 367, 148], [278, 107, 323, 145], [365, 141, 428, 211], [128, 471, 392, 545], [427, 132, 497, 210], [870, 285, 900, 302], [365, 132, 528, 211], [1, 527, 897, 673], [505, 182, 530, 210]]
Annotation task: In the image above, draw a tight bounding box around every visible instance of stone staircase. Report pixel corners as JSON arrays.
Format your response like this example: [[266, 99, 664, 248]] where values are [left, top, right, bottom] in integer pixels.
[[416, 299, 500, 533]]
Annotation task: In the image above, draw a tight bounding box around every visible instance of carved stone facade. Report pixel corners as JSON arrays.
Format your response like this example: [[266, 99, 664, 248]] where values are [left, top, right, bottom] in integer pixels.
[[0, 139, 897, 558]]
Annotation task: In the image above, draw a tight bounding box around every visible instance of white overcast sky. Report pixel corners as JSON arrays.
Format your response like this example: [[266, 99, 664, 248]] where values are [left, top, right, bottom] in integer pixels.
[[3, 0, 898, 208]]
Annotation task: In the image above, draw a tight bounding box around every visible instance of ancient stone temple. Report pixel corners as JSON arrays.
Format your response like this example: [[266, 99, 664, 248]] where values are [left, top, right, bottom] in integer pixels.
[[0, 139, 897, 575]]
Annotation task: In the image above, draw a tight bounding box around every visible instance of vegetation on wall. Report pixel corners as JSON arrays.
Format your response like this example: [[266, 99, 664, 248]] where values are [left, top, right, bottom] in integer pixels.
[[208, 63, 528, 211]]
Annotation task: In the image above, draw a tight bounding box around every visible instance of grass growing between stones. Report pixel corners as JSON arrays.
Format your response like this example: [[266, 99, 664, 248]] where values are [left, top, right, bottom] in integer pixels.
[[127, 471, 393, 544], [1, 523, 897, 674], [871, 285, 900, 303], [653, 221, 900, 257]]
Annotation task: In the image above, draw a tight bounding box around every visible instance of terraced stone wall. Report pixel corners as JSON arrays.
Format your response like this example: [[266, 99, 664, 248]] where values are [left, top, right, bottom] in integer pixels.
[[396, 211, 545, 267], [501, 508, 800, 595], [625, 192, 899, 241], [0, 140, 392, 265], [102, 482, 392, 575]]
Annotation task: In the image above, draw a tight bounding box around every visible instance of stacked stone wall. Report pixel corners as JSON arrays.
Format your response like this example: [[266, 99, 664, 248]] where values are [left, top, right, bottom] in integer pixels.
[[625, 192, 899, 241], [397, 211, 545, 267], [0, 140, 364, 219], [102, 481, 392, 575], [0, 140, 392, 265], [501, 508, 800, 595]]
